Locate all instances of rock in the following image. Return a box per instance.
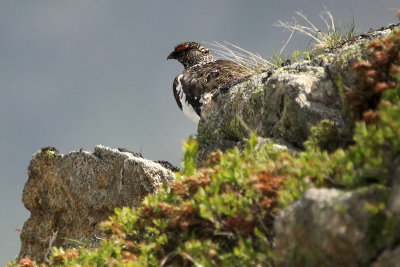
[196,25,399,164]
[370,158,400,267]
[274,185,388,267]
[388,157,400,215]
[371,245,400,267]
[19,146,175,263]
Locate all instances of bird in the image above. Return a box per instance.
[167,41,252,125]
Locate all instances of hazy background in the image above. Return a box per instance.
[1,1,398,263]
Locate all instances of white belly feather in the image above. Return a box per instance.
[176,74,200,125]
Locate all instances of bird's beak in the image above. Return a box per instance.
[167,52,175,60]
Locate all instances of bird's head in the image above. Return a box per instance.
[167,42,214,69]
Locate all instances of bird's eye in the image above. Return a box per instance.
[175,45,189,52]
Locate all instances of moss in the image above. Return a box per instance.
[220,83,264,142]
[366,201,400,255]
[270,68,287,76]
[45,150,55,159]
[363,185,400,254]
[334,203,348,213]
[280,95,290,120]
[287,241,299,262]
[335,73,345,106]
[196,126,214,146]
[247,86,264,116]
[304,119,341,152]
[286,240,320,267]
[225,115,245,140]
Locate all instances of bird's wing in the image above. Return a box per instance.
[173,60,250,116]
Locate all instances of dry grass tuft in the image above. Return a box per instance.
[275,7,356,50]
[206,41,272,72]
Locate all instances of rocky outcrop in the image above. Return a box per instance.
[19,146,175,263]
[198,63,344,150]
[273,157,400,267]
[372,247,400,267]
[371,158,400,267]
[197,24,400,163]
[274,185,388,266]
[274,155,400,267]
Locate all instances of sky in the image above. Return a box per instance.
[1,0,398,263]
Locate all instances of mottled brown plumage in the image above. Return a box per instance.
[167,41,251,124]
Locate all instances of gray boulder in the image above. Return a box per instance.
[19,146,175,263]
[274,185,388,267]
[372,246,400,267]
[371,158,400,267]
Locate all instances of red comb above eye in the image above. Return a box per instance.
[176,45,189,52]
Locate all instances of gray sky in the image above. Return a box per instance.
[1,1,398,263]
